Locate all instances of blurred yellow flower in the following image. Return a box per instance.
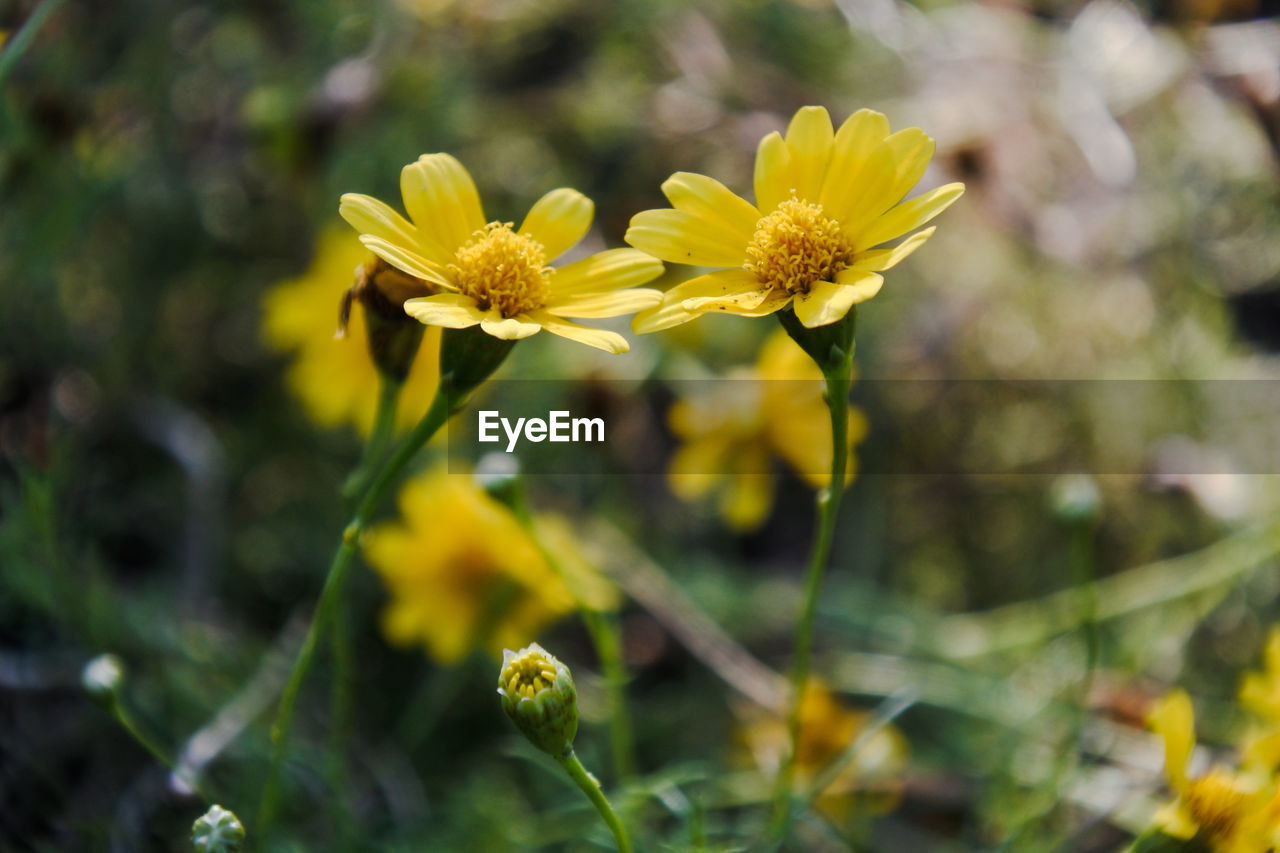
[362,468,616,663]
[262,228,441,436]
[738,680,906,819]
[629,105,963,333]
[667,331,867,530]
[1241,626,1280,722]
[340,153,664,353]
[1147,689,1280,852]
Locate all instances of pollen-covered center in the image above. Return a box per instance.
[745,198,852,295]
[1186,772,1248,841]
[502,651,557,700]
[448,222,552,318]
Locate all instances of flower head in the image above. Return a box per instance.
[192,805,245,853]
[340,154,665,353]
[262,229,441,436]
[362,468,609,663]
[1147,689,1280,851]
[629,106,964,332]
[497,643,578,757]
[668,331,867,530]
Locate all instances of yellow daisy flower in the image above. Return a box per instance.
[1147,689,1280,852]
[738,680,906,820]
[668,331,867,530]
[629,105,964,332]
[361,468,614,663]
[339,153,665,353]
[261,228,441,436]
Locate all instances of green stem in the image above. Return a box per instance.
[342,377,402,504]
[505,481,636,782]
[258,389,453,831]
[767,347,854,845]
[556,748,632,853]
[582,609,636,781]
[0,0,66,85]
[110,697,210,800]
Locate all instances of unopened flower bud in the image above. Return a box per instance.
[192,804,245,853]
[497,643,578,757]
[82,654,124,704]
[342,256,433,382]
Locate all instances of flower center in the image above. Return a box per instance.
[1186,772,1248,841]
[502,650,557,700]
[448,222,552,318]
[745,197,852,295]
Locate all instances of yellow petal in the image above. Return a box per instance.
[825,142,899,238]
[545,288,663,318]
[518,188,594,261]
[1148,689,1195,791]
[526,311,630,353]
[754,130,793,215]
[849,227,935,272]
[819,109,891,213]
[400,153,486,257]
[784,106,835,202]
[793,280,860,328]
[719,472,774,531]
[338,193,436,259]
[480,313,542,340]
[551,248,665,296]
[661,172,761,245]
[681,286,772,312]
[626,208,748,268]
[885,128,935,205]
[853,182,964,250]
[631,269,766,333]
[403,293,486,328]
[358,235,453,288]
[832,269,885,304]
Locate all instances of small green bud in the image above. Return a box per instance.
[191,804,244,853]
[81,654,124,704]
[497,643,578,757]
[341,256,431,382]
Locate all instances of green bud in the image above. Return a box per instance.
[497,643,578,757]
[342,256,432,382]
[191,804,244,853]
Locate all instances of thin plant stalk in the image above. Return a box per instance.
[258,389,452,830]
[556,748,632,853]
[767,342,855,844]
[342,376,402,504]
[505,481,636,782]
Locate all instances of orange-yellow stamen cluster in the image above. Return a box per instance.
[745,198,852,295]
[502,649,557,700]
[449,222,552,318]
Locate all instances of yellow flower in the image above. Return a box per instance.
[1147,689,1280,852]
[262,228,441,436]
[629,106,964,332]
[361,468,613,663]
[1241,626,1280,723]
[738,680,906,819]
[340,153,665,353]
[667,331,867,530]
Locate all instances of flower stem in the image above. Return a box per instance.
[556,748,632,853]
[342,376,402,504]
[258,388,453,832]
[767,342,855,845]
[502,479,636,782]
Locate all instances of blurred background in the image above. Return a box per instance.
[6,0,1280,849]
